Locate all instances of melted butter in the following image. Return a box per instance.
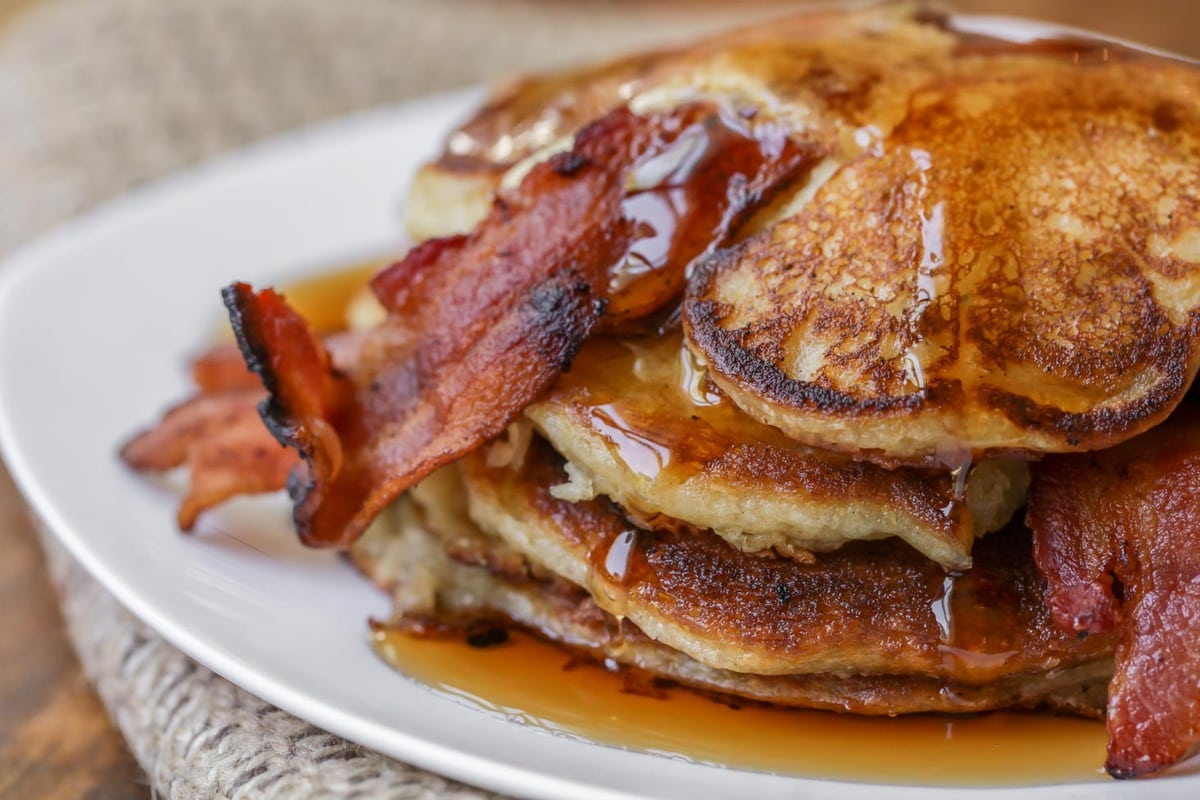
[372,628,1107,786]
[587,404,674,481]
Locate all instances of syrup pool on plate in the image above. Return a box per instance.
[373,628,1107,786]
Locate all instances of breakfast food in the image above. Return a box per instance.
[122,4,1200,780]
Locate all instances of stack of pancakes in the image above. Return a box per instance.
[351,4,1200,722]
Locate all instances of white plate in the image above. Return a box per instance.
[0,18,1197,800]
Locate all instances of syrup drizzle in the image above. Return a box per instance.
[278,40,1147,771]
[586,404,673,480]
[275,260,387,333]
[603,529,639,582]
[593,528,640,622]
[611,126,710,293]
[936,448,974,517]
[678,345,723,407]
[931,573,957,640]
[902,148,946,397]
[604,102,818,321]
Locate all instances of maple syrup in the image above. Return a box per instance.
[278,260,389,333]
[546,330,984,532]
[372,627,1107,786]
[604,103,818,321]
[558,331,808,486]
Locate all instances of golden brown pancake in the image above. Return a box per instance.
[685,50,1200,464]
[412,4,1200,463]
[528,329,1028,570]
[406,2,958,240]
[352,479,1110,717]
[451,436,1115,683]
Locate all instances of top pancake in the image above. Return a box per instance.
[412,4,1200,461]
[685,51,1200,462]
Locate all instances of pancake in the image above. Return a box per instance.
[451,435,1115,682]
[352,480,1111,717]
[410,3,1200,464]
[528,329,1028,569]
[405,3,955,241]
[685,51,1200,464]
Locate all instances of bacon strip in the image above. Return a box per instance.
[1028,405,1200,778]
[228,112,635,547]
[190,342,261,393]
[122,332,366,529]
[226,103,818,548]
[120,388,296,530]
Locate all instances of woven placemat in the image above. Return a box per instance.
[0,1,804,796]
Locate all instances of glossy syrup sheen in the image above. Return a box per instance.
[604,102,816,321]
[543,329,981,546]
[278,260,389,332]
[373,628,1107,786]
[558,330,814,483]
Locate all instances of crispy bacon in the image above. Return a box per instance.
[122,331,366,529]
[120,389,296,530]
[227,113,634,547]
[1028,405,1200,778]
[190,342,261,393]
[226,103,817,548]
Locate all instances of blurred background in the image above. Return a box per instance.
[0,2,1196,798]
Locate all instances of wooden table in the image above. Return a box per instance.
[0,462,148,798]
[0,2,1197,799]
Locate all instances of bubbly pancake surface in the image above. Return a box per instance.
[412,3,1200,462]
[685,50,1200,463]
[528,329,1028,569]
